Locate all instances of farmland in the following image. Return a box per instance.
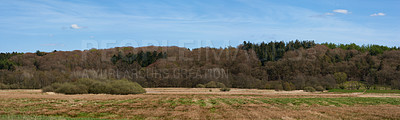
[1,88,400,120]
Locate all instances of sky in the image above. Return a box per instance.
[0,0,399,52]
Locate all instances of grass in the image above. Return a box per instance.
[2,89,400,119]
[254,97,400,106]
[328,89,364,93]
[365,89,400,93]
[0,114,111,120]
[328,89,400,93]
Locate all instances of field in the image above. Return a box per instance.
[1,88,400,120]
[329,89,400,94]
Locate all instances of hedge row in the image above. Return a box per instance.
[42,78,146,95]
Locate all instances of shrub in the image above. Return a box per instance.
[274,84,283,91]
[334,72,347,84]
[205,81,218,88]
[265,83,272,89]
[265,81,281,90]
[54,83,88,94]
[339,85,345,89]
[110,80,146,95]
[75,78,97,87]
[42,83,62,92]
[88,81,113,94]
[0,83,8,89]
[283,82,295,91]
[220,87,231,92]
[304,86,316,92]
[315,86,325,91]
[340,81,365,90]
[205,81,226,88]
[216,82,226,88]
[8,84,20,89]
[42,79,146,95]
[196,84,205,88]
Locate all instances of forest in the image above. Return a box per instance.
[0,40,399,91]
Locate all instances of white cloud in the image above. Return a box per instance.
[333,9,349,14]
[70,24,82,29]
[370,13,385,16]
[325,13,334,16]
[309,13,334,18]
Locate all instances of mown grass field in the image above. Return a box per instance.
[0,114,108,120]
[1,88,400,120]
[328,89,400,94]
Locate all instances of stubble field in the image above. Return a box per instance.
[1,88,400,120]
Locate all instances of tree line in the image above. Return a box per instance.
[0,52,22,70]
[240,40,316,65]
[321,42,399,56]
[111,51,167,67]
[0,41,399,91]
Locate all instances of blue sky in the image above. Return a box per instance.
[0,0,399,52]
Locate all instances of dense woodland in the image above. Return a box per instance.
[1,40,399,91]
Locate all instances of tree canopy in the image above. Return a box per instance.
[0,41,399,91]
